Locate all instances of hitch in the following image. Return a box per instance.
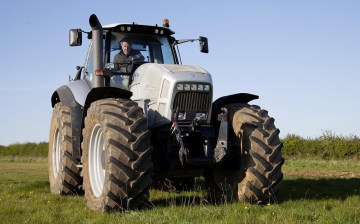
[170,121,215,166]
[214,107,229,162]
[170,121,189,165]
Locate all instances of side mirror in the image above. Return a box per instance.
[69,29,82,46]
[199,36,209,53]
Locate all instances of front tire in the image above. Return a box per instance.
[48,103,83,195]
[206,105,284,204]
[82,98,153,212]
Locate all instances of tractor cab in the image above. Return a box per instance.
[69,20,208,89]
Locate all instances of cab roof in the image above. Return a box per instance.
[103,23,175,36]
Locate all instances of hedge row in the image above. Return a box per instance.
[1,132,359,159]
[282,132,360,159]
[0,142,48,157]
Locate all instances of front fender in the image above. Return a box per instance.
[82,87,132,113]
[211,93,259,125]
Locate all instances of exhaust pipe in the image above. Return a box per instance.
[89,14,104,88]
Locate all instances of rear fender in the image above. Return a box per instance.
[51,79,90,108]
[51,85,132,159]
[51,82,89,159]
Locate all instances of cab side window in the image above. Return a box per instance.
[84,42,94,84]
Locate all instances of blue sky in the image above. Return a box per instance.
[0,1,359,145]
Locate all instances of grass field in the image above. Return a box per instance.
[1,157,360,223]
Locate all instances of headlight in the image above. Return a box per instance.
[176,83,211,91]
[191,84,197,91]
[204,84,210,91]
[178,112,186,120]
[176,83,184,90]
[196,113,207,120]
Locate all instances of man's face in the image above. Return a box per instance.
[121,42,131,55]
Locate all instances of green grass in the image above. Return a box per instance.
[284,158,360,173]
[1,159,360,223]
[1,135,359,223]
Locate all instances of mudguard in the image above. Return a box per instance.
[51,80,132,159]
[210,93,258,125]
[51,79,90,108]
[51,80,90,159]
[209,93,259,163]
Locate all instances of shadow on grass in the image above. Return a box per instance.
[278,177,360,202]
[150,195,205,208]
[17,176,360,207]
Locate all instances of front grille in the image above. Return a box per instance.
[173,92,211,111]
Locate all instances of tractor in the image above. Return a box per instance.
[48,14,284,212]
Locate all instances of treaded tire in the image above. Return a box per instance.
[48,103,83,195]
[206,105,284,204]
[82,98,153,212]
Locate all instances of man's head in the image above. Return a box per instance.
[120,39,132,56]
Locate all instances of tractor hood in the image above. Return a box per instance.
[130,63,212,100]
[130,63,213,128]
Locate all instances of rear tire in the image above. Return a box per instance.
[82,98,153,212]
[48,103,83,195]
[206,105,284,204]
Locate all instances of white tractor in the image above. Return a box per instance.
[48,14,284,212]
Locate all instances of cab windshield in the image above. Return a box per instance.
[104,32,175,89]
[109,32,175,66]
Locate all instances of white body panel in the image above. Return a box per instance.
[130,63,213,128]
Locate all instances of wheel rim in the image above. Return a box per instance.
[52,126,61,177]
[89,124,105,197]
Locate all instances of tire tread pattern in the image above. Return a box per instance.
[235,105,284,204]
[205,104,284,205]
[82,98,152,212]
[48,103,83,195]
